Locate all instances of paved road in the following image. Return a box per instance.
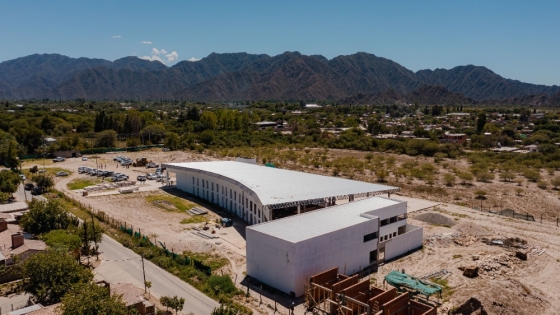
[94,234,219,315]
[14,183,45,202]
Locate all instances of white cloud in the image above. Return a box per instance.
[140,47,178,64]
[166,51,179,62]
[140,40,152,44]
[112,35,122,39]
[188,57,201,62]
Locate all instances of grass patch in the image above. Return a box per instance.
[452,254,462,259]
[430,277,454,300]
[67,178,102,190]
[181,215,209,224]
[23,167,73,179]
[145,194,195,213]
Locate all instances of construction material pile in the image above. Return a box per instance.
[84,181,136,192]
[118,186,139,194]
[384,270,442,298]
[425,232,476,247]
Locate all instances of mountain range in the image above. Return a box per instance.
[1,51,559,104]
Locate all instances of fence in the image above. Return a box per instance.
[62,193,212,276]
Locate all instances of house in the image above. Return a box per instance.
[305,104,322,109]
[0,220,46,267]
[442,133,467,144]
[108,283,155,315]
[524,144,538,153]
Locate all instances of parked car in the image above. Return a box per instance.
[146,162,159,168]
[162,148,170,152]
[137,175,147,181]
[82,156,88,161]
[31,187,42,195]
[19,174,26,181]
[53,157,65,162]
[38,169,47,173]
[146,173,157,180]
[24,183,34,190]
[56,171,69,177]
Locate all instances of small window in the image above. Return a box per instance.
[393,232,397,238]
[363,232,377,243]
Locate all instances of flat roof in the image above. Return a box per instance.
[248,197,404,243]
[164,161,398,207]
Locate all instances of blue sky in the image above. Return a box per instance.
[1,0,559,85]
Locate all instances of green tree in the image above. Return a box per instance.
[61,283,131,315]
[211,305,240,315]
[35,173,54,192]
[20,200,71,234]
[551,176,560,189]
[476,112,487,134]
[23,249,93,304]
[0,170,20,195]
[499,170,515,182]
[457,171,473,185]
[164,132,180,150]
[95,130,118,148]
[523,169,540,182]
[200,111,218,130]
[443,173,455,186]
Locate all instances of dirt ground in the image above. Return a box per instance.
[21,149,560,315]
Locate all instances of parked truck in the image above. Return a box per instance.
[133,157,149,167]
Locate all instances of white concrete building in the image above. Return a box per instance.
[163,161,399,225]
[246,197,422,297]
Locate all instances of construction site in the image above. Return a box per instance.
[304,267,438,315]
[29,149,560,315]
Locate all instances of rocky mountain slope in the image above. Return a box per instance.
[0,52,558,103]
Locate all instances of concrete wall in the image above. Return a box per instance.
[384,225,423,261]
[246,228,296,295]
[247,217,380,297]
[168,167,268,225]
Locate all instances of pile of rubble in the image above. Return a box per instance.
[424,232,477,247]
[461,251,527,278]
[452,233,478,246]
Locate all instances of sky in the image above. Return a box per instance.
[1,0,559,85]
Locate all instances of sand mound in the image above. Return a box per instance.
[452,222,490,235]
[413,212,457,226]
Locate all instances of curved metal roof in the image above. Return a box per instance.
[164,161,398,208]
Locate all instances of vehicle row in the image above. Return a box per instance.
[78,166,129,182]
[113,155,133,165]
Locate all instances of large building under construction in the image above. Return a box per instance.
[164,161,423,296]
[163,161,400,225]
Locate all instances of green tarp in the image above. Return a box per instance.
[384,271,442,297]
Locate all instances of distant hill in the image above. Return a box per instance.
[0,52,559,103]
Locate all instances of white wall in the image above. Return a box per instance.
[247,218,379,297]
[246,228,296,294]
[384,225,423,261]
[166,167,269,225]
[292,218,379,296]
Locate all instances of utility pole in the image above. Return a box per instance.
[142,254,147,293]
[90,213,98,260]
